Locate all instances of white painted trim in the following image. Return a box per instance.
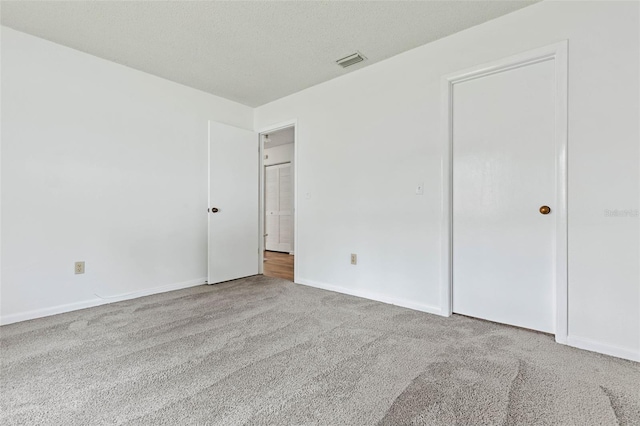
[258,129,265,275]
[297,277,442,316]
[257,119,298,282]
[552,42,569,345]
[207,121,212,282]
[0,277,206,325]
[440,41,569,343]
[567,336,640,363]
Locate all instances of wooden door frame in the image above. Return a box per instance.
[257,120,298,282]
[440,41,568,343]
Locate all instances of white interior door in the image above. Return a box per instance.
[265,165,280,251]
[452,59,556,333]
[265,163,293,253]
[208,121,259,284]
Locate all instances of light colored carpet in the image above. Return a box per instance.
[1,275,639,425]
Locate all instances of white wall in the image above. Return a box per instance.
[2,1,638,361]
[264,143,294,166]
[1,27,253,324]
[254,1,639,361]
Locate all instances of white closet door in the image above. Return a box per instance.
[265,166,280,251]
[265,163,293,253]
[278,165,293,252]
[452,59,556,333]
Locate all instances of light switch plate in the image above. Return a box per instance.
[415,183,424,195]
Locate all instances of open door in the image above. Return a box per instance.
[208,121,259,284]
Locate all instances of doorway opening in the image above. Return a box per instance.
[259,124,296,282]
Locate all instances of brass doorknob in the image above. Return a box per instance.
[539,206,551,215]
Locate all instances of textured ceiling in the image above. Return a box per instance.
[1,1,539,107]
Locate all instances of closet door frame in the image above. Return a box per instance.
[439,42,568,343]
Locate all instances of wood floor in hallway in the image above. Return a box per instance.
[263,251,294,281]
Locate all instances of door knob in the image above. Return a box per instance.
[210,207,219,213]
[539,206,551,215]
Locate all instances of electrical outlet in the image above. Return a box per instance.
[75,261,85,274]
[350,253,357,265]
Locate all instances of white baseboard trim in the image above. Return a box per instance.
[567,335,639,362]
[296,277,442,316]
[0,277,207,326]
[296,278,639,363]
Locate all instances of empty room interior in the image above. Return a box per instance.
[1,1,639,425]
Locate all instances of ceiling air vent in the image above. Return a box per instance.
[336,52,366,68]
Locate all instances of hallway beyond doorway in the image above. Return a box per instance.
[263,251,294,281]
